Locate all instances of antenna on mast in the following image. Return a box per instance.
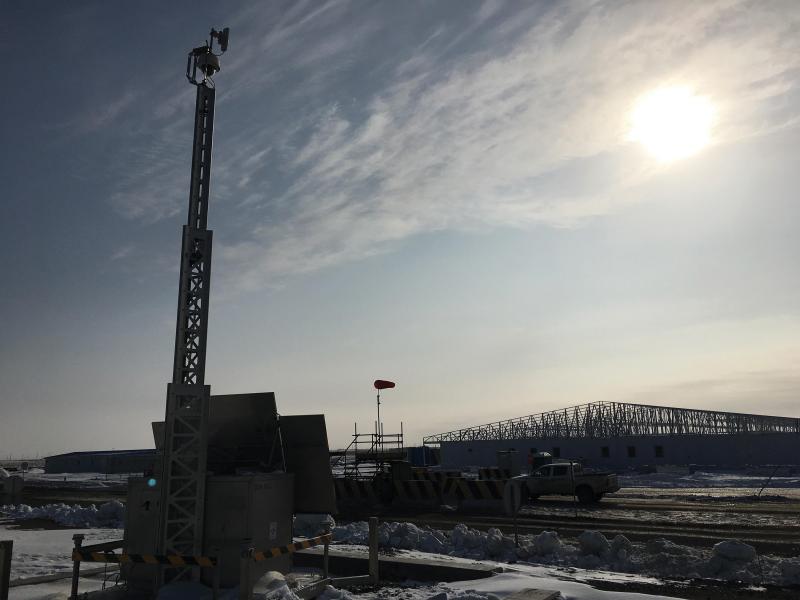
[186,27,230,85]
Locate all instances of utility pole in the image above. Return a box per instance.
[157,28,229,577]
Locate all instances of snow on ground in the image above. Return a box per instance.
[149,567,685,600]
[0,524,121,581]
[446,568,682,600]
[0,501,124,581]
[329,520,800,587]
[1,501,125,529]
[615,486,800,501]
[19,469,129,489]
[3,521,794,599]
[617,470,800,490]
[144,563,687,600]
[518,503,800,528]
[10,578,108,600]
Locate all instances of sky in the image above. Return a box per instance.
[1,0,799,457]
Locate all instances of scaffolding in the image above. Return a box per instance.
[331,424,405,479]
[423,401,800,444]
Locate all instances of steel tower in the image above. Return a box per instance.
[158,28,229,565]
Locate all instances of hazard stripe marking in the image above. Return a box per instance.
[334,478,378,501]
[393,480,438,502]
[72,551,218,566]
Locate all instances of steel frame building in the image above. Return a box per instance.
[423,401,800,445]
[425,402,800,470]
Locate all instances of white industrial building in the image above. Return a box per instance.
[423,402,800,471]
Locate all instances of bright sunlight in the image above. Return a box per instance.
[630,86,715,162]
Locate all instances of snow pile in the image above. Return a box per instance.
[332,521,369,544]
[705,540,760,582]
[156,572,301,600]
[256,571,301,600]
[713,539,757,562]
[318,584,503,600]
[334,521,564,562]
[294,513,336,538]
[156,582,217,600]
[577,530,610,556]
[332,521,451,554]
[333,520,800,587]
[0,501,125,528]
[530,531,562,556]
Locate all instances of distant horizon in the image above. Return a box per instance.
[4,398,798,461]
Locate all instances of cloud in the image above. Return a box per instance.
[628,368,800,417]
[105,1,800,290]
[107,118,190,223]
[110,244,135,261]
[72,90,141,134]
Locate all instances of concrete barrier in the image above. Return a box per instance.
[410,468,461,484]
[442,477,506,508]
[334,478,379,505]
[391,480,440,508]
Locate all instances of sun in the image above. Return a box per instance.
[629,86,715,162]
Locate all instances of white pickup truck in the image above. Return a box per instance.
[513,461,620,504]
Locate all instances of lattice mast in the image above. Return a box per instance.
[158,28,229,561]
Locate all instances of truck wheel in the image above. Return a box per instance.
[576,486,595,504]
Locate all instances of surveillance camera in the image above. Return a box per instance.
[197,53,220,77]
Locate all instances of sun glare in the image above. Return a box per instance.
[629,86,714,162]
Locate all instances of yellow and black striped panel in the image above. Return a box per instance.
[251,533,332,562]
[392,479,439,503]
[410,469,461,484]
[441,477,463,497]
[478,467,511,480]
[334,478,377,502]
[71,551,216,568]
[410,468,430,481]
[442,478,506,501]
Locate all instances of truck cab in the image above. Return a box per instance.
[516,461,619,503]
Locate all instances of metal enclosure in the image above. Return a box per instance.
[203,473,294,586]
[125,473,294,589]
[153,392,281,474]
[208,393,277,447]
[207,393,280,473]
[280,415,336,514]
[123,478,162,592]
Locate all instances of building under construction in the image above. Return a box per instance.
[423,402,800,470]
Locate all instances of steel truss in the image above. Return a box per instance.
[159,82,215,561]
[423,401,800,444]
